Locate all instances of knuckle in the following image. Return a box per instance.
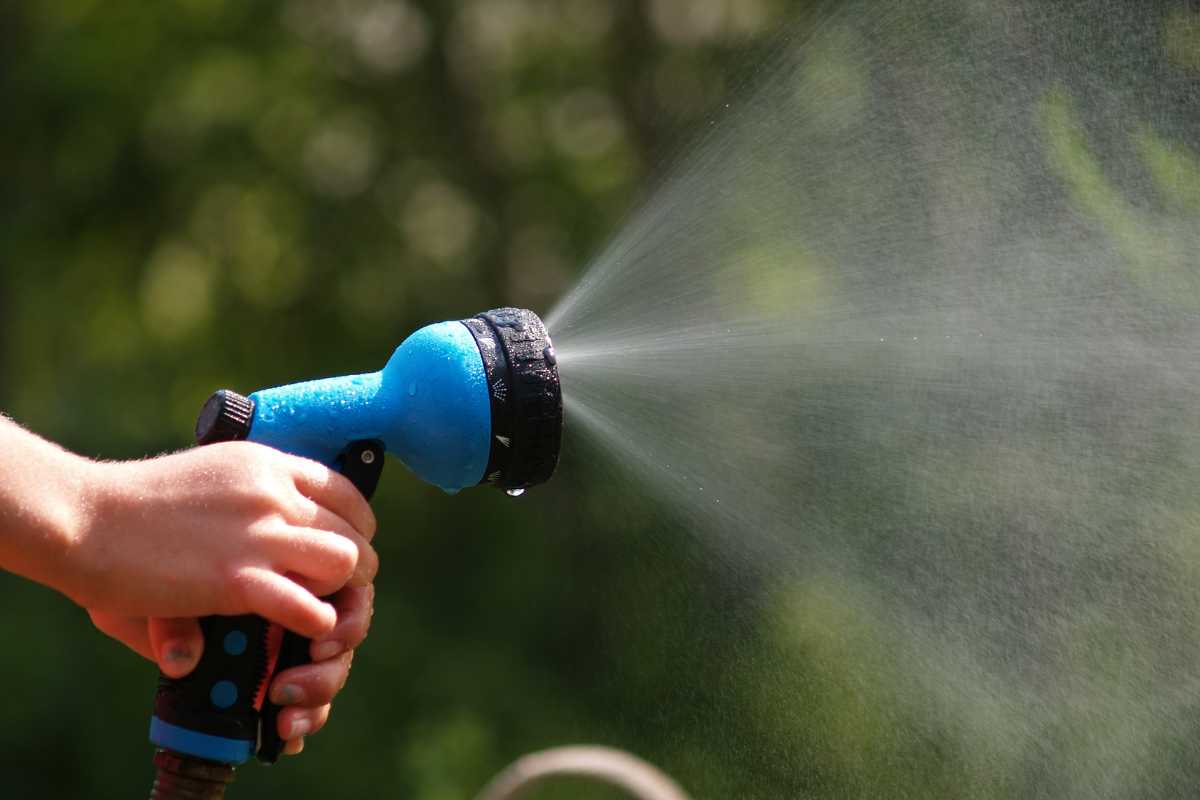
[295,455,332,485]
[253,475,290,506]
[345,612,371,645]
[320,663,349,697]
[226,566,264,609]
[360,507,378,539]
[325,536,359,580]
[231,475,286,516]
[247,514,288,550]
[221,443,273,478]
[226,566,253,597]
[359,544,379,577]
[286,493,320,526]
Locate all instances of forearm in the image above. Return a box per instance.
[0,415,95,597]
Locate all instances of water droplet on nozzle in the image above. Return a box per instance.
[506,488,526,497]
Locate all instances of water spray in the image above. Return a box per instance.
[147,307,563,797]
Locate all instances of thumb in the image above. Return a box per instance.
[148,617,205,679]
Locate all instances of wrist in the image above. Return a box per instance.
[57,457,128,608]
[39,452,108,605]
[0,428,98,602]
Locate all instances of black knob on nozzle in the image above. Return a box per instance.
[195,390,255,445]
[461,307,564,491]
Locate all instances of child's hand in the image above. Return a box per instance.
[0,418,380,756]
[65,441,378,638]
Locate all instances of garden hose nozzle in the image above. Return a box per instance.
[148,308,563,795]
[198,306,563,492]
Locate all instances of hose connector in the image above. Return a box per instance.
[149,750,235,800]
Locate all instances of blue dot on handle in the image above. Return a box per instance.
[223,630,248,656]
[211,680,238,709]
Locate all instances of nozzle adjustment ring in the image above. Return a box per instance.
[463,307,563,490]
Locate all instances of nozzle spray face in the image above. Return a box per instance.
[462,307,564,491]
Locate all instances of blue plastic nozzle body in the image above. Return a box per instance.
[247,320,491,492]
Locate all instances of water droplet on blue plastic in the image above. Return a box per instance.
[506,488,526,497]
[408,382,418,397]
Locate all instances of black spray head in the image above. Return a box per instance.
[462,307,564,491]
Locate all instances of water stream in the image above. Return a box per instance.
[547,1,1200,795]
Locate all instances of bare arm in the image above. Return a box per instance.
[0,415,94,596]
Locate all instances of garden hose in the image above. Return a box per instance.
[476,746,692,800]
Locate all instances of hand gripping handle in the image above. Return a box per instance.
[256,439,384,762]
[150,438,384,766]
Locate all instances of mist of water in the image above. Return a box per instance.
[547,1,1200,795]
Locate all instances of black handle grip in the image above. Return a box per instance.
[257,439,384,762]
[152,614,271,762]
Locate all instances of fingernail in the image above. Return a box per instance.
[289,718,312,739]
[272,684,304,705]
[164,641,193,663]
[285,737,305,756]
[312,640,342,661]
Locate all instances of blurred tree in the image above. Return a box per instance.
[3,1,1196,799]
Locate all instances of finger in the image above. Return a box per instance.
[278,506,378,589]
[268,524,368,595]
[311,584,374,660]
[148,617,204,679]
[88,611,155,661]
[276,702,332,742]
[269,650,354,708]
[307,506,377,585]
[289,458,377,541]
[238,568,337,639]
[283,737,305,756]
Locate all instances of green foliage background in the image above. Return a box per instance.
[0,2,809,798]
[4,2,1199,799]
